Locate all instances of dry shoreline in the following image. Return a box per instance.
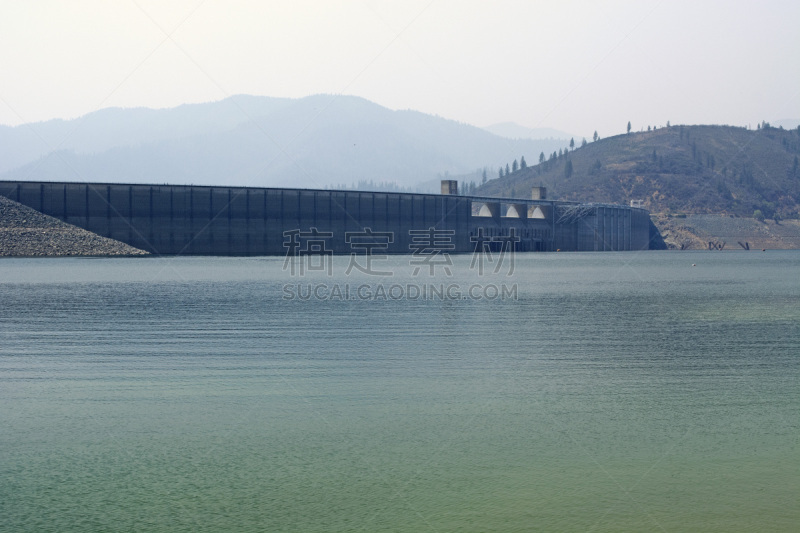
[652,213,800,250]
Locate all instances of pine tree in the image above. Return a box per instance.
[520,156,527,169]
[512,159,519,172]
[564,159,573,179]
[505,163,510,175]
[569,138,575,151]
[627,121,632,134]
[581,138,587,147]
[539,152,545,164]
[593,131,599,142]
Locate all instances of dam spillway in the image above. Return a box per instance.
[0,181,651,255]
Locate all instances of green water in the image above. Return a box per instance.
[1,252,798,532]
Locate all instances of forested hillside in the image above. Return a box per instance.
[477,124,800,221]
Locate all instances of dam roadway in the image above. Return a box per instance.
[0,180,651,256]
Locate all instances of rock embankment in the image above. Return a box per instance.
[0,195,148,257]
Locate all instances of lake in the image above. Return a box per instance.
[1,251,798,532]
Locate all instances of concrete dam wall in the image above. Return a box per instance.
[0,181,651,255]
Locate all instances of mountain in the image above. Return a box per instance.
[483,122,577,141]
[0,95,296,175]
[0,95,571,191]
[476,124,800,220]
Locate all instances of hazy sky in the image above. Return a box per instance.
[1,0,798,137]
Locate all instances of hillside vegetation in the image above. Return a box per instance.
[477,124,800,221]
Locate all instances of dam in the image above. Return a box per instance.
[0,180,651,255]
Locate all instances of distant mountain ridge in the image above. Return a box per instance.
[483,122,578,141]
[0,95,571,191]
[0,96,296,174]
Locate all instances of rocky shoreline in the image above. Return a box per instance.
[651,213,800,250]
[0,195,148,257]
